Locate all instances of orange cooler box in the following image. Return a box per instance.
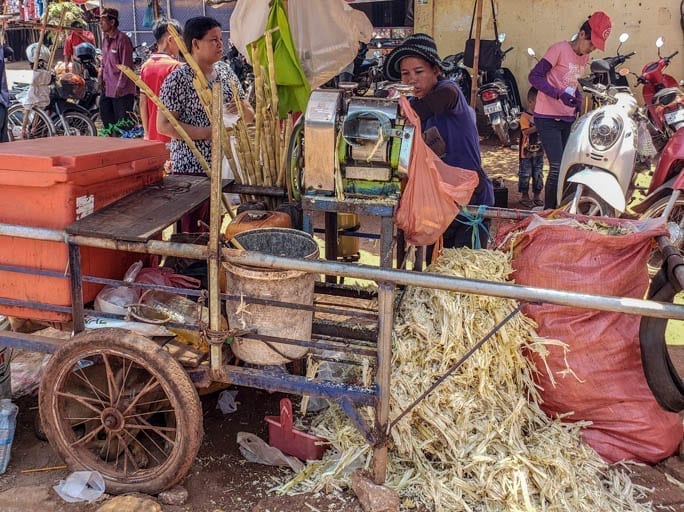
[0,137,168,321]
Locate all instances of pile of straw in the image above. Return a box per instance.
[276,248,652,511]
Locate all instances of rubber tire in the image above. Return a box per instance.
[57,110,98,136]
[39,328,203,494]
[640,196,684,277]
[560,186,617,217]
[492,120,511,147]
[639,269,684,412]
[7,103,55,139]
[286,116,305,201]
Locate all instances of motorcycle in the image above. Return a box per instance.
[631,37,683,274]
[332,43,384,96]
[556,57,654,216]
[637,36,680,133]
[476,34,521,146]
[555,34,648,215]
[8,43,97,139]
[584,33,635,111]
[73,42,101,123]
[224,43,255,106]
[442,52,471,103]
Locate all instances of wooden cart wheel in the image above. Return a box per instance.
[38,328,203,494]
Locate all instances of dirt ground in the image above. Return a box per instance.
[0,138,682,511]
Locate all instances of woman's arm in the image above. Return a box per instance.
[225,97,255,124]
[140,94,149,138]
[156,109,212,140]
[410,83,459,123]
[528,58,561,100]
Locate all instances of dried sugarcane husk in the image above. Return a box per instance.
[275,248,655,512]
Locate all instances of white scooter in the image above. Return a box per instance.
[556,34,654,216]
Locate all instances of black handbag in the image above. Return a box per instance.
[463,0,504,71]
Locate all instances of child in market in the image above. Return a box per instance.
[518,87,544,207]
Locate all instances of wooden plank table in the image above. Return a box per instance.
[66,175,228,242]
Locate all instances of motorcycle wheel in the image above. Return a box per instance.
[561,185,617,217]
[56,111,98,136]
[475,109,494,139]
[640,196,684,277]
[492,121,511,146]
[7,103,55,139]
[639,267,684,412]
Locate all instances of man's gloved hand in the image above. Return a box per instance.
[559,92,579,108]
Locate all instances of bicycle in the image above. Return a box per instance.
[8,72,98,140]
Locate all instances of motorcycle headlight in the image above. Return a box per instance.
[589,112,622,151]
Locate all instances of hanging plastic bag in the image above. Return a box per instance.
[229,0,271,59]
[135,266,201,289]
[288,0,373,89]
[21,69,51,109]
[394,96,479,247]
[252,0,310,118]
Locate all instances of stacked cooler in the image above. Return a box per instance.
[0,136,168,321]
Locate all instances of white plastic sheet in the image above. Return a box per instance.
[54,471,105,503]
[229,0,373,89]
[20,70,51,109]
[228,0,270,59]
[288,0,373,89]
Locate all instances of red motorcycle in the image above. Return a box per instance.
[632,37,683,275]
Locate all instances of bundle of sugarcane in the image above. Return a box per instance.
[228,32,292,208]
[275,248,653,511]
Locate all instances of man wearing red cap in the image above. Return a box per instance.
[528,11,612,209]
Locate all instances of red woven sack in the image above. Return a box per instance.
[394,97,479,247]
[498,212,682,464]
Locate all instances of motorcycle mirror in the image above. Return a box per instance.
[527,47,536,58]
[615,32,629,55]
[656,36,664,58]
[570,33,578,42]
[498,32,506,43]
[126,32,132,38]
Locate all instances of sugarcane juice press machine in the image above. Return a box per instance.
[298,84,416,270]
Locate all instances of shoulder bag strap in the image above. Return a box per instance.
[490,0,499,40]
[468,0,478,38]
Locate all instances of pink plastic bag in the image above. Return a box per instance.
[394,97,479,247]
[135,267,201,289]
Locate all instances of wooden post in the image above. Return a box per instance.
[469,0,483,108]
[372,281,395,484]
[209,83,225,372]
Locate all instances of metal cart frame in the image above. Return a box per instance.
[0,87,682,495]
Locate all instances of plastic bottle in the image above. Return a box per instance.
[0,399,18,474]
[141,291,227,352]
